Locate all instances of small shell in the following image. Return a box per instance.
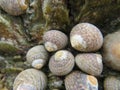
[65,71,98,90]
[103,31,120,71]
[0,0,29,16]
[70,23,103,52]
[13,69,47,90]
[43,30,68,52]
[49,50,75,76]
[26,45,49,69]
[104,76,120,90]
[75,53,103,76]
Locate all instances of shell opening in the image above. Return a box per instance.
[45,42,58,52]
[55,51,67,61]
[71,35,87,50]
[87,75,98,87]
[17,83,36,90]
[32,59,45,69]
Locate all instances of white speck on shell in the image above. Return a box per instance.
[96,56,102,64]
[45,42,58,52]
[32,59,45,69]
[55,50,67,61]
[71,35,87,49]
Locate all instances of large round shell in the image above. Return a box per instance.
[75,53,103,76]
[43,30,68,52]
[49,50,75,76]
[103,31,120,71]
[70,23,103,52]
[0,0,29,16]
[65,71,98,90]
[26,45,49,69]
[13,69,47,90]
[104,76,120,90]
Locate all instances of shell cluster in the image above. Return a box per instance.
[0,1,119,90]
[12,22,105,90]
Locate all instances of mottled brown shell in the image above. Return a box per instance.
[13,69,47,90]
[0,0,29,16]
[104,76,120,90]
[49,50,75,76]
[43,30,68,52]
[75,53,103,76]
[26,45,49,69]
[65,71,98,90]
[103,31,120,71]
[70,23,103,52]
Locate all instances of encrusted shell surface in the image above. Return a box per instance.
[104,76,120,90]
[26,45,49,69]
[65,71,98,90]
[49,50,75,76]
[0,0,29,16]
[43,30,68,52]
[13,69,47,90]
[70,23,103,52]
[75,53,103,76]
[103,31,120,71]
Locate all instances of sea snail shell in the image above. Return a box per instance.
[43,30,68,52]
[13,69,47,90]
[70,23,103,52]
[75,53,103,76]
[65,71,98,90]
[103,31,120,71]
[26,45,49,69]
[49,50,75,76]
[104,76,120,90]
[0,0,29,16]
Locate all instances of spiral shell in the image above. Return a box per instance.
[75,53,103,76]
[70,23,103,52]
[13,69,47,90]
[104,76,120,90]
[65,71,98,90]
[103,31,120,71]
[49,50,75,76]
[26,45,49,69]
[0,0,29,16]
[43,30,68,52]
